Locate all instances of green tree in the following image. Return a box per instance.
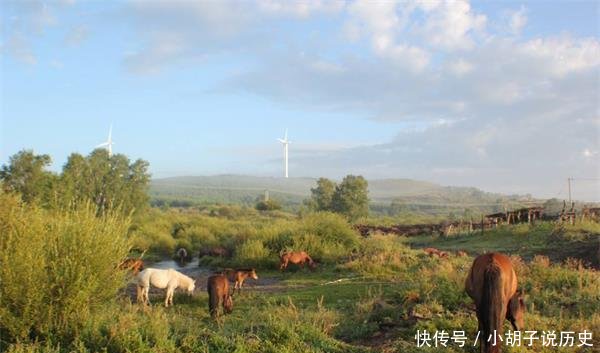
[61,149,151,215]
[0,150,56,204]
[331,175,369,220]
[308,177,336,211]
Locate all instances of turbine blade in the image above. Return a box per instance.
[284,129,288,140]
[277,139,285,143]
[108,124,112,141]
[96,142,108,148]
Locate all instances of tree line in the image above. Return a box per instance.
[305,175,369,220]
[0,149,150,216]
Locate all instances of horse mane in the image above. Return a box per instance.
[174,270,194,286]
[236,268,255,272]
[481,264,503,353]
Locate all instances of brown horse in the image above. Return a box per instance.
[118,258,145,275]
[279,251,316,271]
[424,247,441,256]
[207,274,233,319]
[223,268,258,295]
[424,247,448,258]
[465,253,525,353]
[457,250,468,257]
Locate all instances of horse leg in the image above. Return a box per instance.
[165,287,172,307]
[143,286,150,306]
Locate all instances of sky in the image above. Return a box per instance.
[1,0,599,201]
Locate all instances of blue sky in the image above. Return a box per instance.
[1,0,599,200]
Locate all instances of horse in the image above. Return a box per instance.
[279,251,316,271]
[465,253,525,353]
[207,274,233,319]
[118,258,145,275]
[424,248,448,258]
[136,268,195,307]
[223,268,258,295]
[424,247,441,256]
[118,250,146,275]
[175,247,189,263]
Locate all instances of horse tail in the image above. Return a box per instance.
[481,265,503,353]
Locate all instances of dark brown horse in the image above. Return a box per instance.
[223,268,258,295]
[465,253,525,353]
[279,251,316,271]
[207,274,233,319]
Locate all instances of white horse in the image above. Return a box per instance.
[136,268,195,307]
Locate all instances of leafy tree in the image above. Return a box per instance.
[331,175,369,220]
[60,149,151,215]
[0,150,56,204]
[308,177,336,211]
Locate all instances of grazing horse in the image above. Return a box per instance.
[223,268,259,295]
[136,268,195,307]
[457,250,468,257]
[207,274,233,319]
[424,247,448,258]
[424,247,441,256]
[465,253,525,353]
[118,258,145,275]
[176,247,189,263]
[279,251,316,271]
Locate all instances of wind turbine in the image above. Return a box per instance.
[277,129,290,178]
[96,124,114,157]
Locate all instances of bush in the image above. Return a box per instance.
[234,239,273,267]
[0,193,131,343]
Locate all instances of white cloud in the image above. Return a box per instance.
[508,6,527,35]
[415,0,487,50]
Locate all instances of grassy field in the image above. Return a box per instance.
[406,221,600,268]
[2,198,599,353]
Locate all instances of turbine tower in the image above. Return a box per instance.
[96,124,114,157]
[277,129,290,178]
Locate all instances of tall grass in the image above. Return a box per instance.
[0,192,131,345]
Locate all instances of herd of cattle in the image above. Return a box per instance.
[356,204,600,238]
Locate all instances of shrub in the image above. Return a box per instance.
[0,193,131,343]
[234,239,273,267]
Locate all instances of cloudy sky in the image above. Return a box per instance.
[1,0,599,200]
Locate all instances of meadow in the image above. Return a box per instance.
[1,194,599,353]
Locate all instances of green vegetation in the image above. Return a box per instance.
[0,192,131,344]
[308,175,370,220]
[407,221,600,268]
[3,212,598,352]
[150,175,530,216]
[0,149,150,216]
[2,150,598,353]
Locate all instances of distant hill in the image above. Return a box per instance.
[150,175,531,215]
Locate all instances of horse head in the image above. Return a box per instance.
[187,281,196,294]
[507,288,525,331]
[249,268,258,280]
